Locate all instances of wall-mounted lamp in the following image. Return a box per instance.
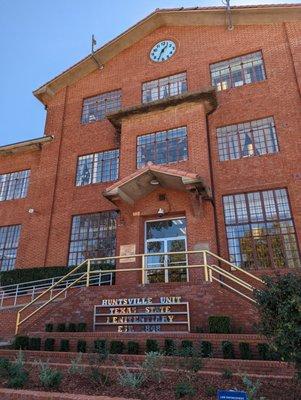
[157,208,165,218]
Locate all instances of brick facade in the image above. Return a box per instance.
[0,6,301,334]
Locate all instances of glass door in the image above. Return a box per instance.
[145,218,188,283]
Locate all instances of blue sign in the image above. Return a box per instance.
[218,390,248,400]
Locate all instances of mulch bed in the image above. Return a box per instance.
[1,364,301,400]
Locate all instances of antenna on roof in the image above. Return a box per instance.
[91,34,104,69]
[222,0,234,30]
[92,34,97,53]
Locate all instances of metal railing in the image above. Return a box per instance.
[15,250,264,334]
[0,271,113,309]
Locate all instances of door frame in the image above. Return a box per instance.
[144,217,188,283]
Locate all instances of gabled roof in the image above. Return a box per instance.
[103,163,210,205]
[33,4,301,105]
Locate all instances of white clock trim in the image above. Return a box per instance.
[150,40,177,63]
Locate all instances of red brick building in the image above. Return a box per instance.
[0,4,301,335]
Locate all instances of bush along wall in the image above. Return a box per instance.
[0,263,113,286]
[208,316,231,333]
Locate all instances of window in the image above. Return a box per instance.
[210,51,266,91]
[137,127,188,168]
[142,72,187,103]
[217,117,279,161]
[68,211,118,266]
[0,170,30,201]
[81,90,121,124]
[76,150,119,186]
[0,225,21,271]
[223,189,300,270]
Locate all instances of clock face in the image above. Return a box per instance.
[150,40,176,62]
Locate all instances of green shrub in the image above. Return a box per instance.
[164,339,176,355]
[77,340,86,353]
[89,367,110,386]
[142,352,164,383]
[118,369,145,389]
[222,368,233,379]
[181,340,193,350]
[0,358,11,378]
[68,323,77,332]
[60,339,69,352]
[146,339,159,352]
[45,323,53,332]
[77,322,87,332]
[110,340,124,354]
[57,323,66,332]
[29,337,41,351]
[205,385,216,397]
[201,341,213,358]
[175,381,196,398]
[0,266,69,286]
[208,316,231,333]
[44,338,55,351]
[178,347,202,372]
[7,350,28,389]
[241,374,263,400]
[8,371,28,389]
[94,339,107,353]
[257,343,269,360]
[0,264,113,286]
[68,353,84,375]
[37,361,63,389]
[239,342,252,360]
[127,341,139,355]
[14,336,29,350]
[222,341,235,359]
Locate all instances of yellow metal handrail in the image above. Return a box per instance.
[15,250,263,334]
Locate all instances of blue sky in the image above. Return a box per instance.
[0,0,298,145]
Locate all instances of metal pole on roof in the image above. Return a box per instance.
[223,0,234,30]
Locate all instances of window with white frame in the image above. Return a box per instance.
[0,225,21,271]
[81,90,121,124]
[137,127,188,168]
[76,150,119,186]
[0,170,30,201]
[210,51,266,91]
[217,117,279,161]
[142,72,187,103]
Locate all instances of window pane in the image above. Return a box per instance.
[68,211,118,266]
[223,189,300,270]
[142,72,187,104]
[0,225,21,271]
[137,127,188,168]
[210,51,266,91]
[217,117,278,161]
[0,170,30,201]
[81,90,121,124]
[76,150,119,186]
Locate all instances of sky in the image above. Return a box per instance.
[0,0,299,145]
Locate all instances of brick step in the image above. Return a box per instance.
[0,350,295,379]
[24,332,267,358]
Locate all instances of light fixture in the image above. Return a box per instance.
[157,208,165,217]
[150,179,159,185]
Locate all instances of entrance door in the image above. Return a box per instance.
[145,218,188,283]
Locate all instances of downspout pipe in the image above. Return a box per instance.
[205,110,221,258]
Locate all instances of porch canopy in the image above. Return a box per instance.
[103,163,211,205]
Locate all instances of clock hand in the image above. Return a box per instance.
[158,44,168,60]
